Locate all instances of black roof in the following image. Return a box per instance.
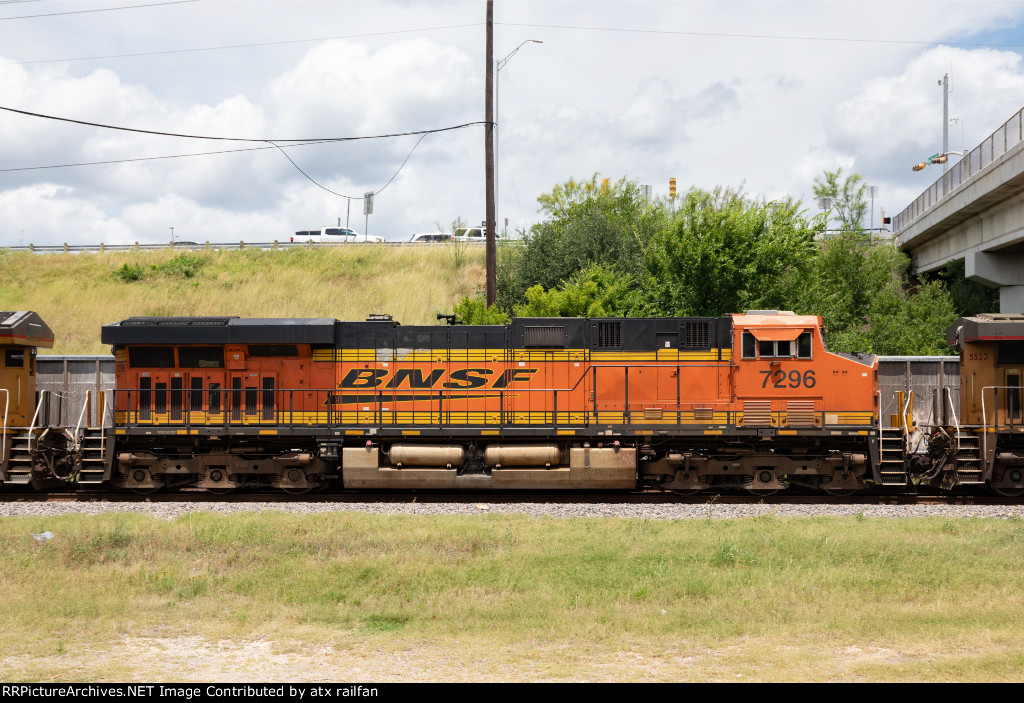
[947,314,1024,348]
[102,317,336,345]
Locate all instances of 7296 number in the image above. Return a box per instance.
[760,369,816,389]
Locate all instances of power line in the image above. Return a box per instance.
[0,0,199,21]
[0,103,487,143]
[0,117,470,202]
[0,140,333,172]
[498,21,1024,48]
[1,23,483,67]
[268,131,429,200]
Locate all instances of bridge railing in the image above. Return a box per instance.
[894,107,1024,233]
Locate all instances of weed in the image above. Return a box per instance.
[113,263,145,283]
[151,253,206,278]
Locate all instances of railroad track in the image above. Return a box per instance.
[0,489,1015,506]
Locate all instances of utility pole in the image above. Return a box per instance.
[941,73,949,174]
[485,0,496,306]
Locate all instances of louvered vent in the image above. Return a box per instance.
[683,321,710,349]
[248,345,299,357]
[742,401,772,426]
[129,347,175,368]
[121,317,235,326]
[597,322,621,348]
[179,347,225,368]
[524,325,566,348]
[786,400,816,427]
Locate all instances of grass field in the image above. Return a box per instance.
[2,510,1023,682]
[0,245,486,354]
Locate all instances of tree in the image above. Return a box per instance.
[497,174,666,310]
[642,187,818,316]
[451,296,510,324]
[813,168,868,231]
[786,231,958,354]
[513,264,638,318]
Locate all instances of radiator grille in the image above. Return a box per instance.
[682,321,710,349]
[524,325,566,348]
[742,401,772,426]
[786,400,816,427]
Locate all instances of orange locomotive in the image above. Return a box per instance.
[94,310,878,494]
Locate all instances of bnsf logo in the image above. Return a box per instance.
[340,367,538,390]
[331,367,539,405]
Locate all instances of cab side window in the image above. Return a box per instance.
[742,332,756,359]
[797,332,812,358]
[758,340,793,358]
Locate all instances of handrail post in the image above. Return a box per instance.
[27,390,48,453]
[0,389,8,465]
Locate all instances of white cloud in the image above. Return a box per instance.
[0,1,1022,247]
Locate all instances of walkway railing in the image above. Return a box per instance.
[894,107,1024,233]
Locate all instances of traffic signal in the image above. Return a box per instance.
[931,154,948,164]
[669,177,677,197]
[912,162,928,171]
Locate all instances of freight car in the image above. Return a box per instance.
[0,309,1021,496]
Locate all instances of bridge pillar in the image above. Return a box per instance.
[965,251,1024,313]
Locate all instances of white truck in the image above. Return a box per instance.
[453,227,487,243]
[292,227,384,244]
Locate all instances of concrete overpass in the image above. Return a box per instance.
[894,107,1024,312]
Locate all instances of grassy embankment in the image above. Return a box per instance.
[2,510,1024,682]
[0,244,485,354]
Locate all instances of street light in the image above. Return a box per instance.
[496,39,542,236]
[912,151,964,171]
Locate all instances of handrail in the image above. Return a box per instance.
[27,390,49,452]
[72,390,91,451]
[0,389,7,464]
[946,387,961,455]
[901,390,914,452]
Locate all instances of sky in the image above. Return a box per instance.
[0,0,1023,246]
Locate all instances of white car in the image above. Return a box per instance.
[292,227,384,244]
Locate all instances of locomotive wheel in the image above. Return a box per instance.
[746,487,779,497]
[125,485,160,495]
[205,486,237,495]
[992,486,1024,498]
[280,485,315,495]
[668,487,702,496]
[823,486,861,497]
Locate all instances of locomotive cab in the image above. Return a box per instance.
[731,311,876,430]
[0,311,54,485]
[0,311,53,428]
[948,314,1024,495]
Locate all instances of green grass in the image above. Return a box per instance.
[2,511,1024,681]
[0,245,486,354]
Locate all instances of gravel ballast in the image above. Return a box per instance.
[2,500,1023,520]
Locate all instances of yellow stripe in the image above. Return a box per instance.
[345,430,364,435]
[259,430,278,435]
[402,430,421,436]
[704,430,723,435]
[556,430,576,435]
